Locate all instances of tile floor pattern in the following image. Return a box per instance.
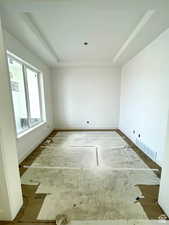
[21,131,160,222]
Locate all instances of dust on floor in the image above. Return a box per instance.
[17,130,165,224]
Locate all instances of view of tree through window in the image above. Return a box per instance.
[7,54,43,135]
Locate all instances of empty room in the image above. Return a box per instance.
[0,0,169,225]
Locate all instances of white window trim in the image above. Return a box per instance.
[17,121,47,139]
[7,51,46,138]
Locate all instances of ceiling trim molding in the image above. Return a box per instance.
[113,10,155,63]
[22,12,59,64]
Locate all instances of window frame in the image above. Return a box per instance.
[7,51,45,137]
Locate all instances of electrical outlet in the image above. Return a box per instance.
[133,130,135,134]
[86,121,90,124]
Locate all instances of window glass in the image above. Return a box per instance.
[8,57,28,134]
[7,53,44,136]
[26,68,41,126]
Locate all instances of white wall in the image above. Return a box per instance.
[0,19,23,220]
[52,66,121,129]
[119,28,169,165]
[159,113,169,216]
[3,29,54,162]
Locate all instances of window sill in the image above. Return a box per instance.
[16,121,47,139]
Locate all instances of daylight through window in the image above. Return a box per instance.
[7,53,44,136]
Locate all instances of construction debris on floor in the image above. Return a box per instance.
[18,131,165,224]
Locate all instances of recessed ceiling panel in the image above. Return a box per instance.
[31,7,145,63]
[1,0,169,66]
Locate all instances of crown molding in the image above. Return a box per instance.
[113,10,155,63]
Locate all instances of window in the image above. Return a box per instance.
[7,53,44,136]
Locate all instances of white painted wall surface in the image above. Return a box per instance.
[3,29,54,162]
[119,28,169,165]
[52,66,121,129]
[0,19,23,220]
[159,113,169,216]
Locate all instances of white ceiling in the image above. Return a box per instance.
[0,0,169,67]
